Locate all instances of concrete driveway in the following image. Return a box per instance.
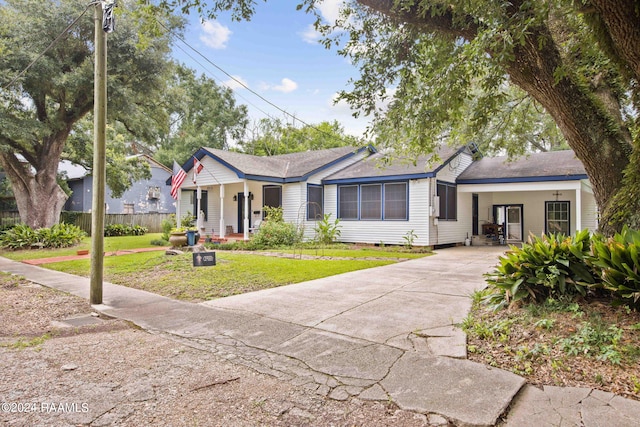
[3,245,639,426]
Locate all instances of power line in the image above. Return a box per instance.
[2,1,99,90]
[156,18,361,146]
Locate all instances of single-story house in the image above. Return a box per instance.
[171,145,596,247]
[63,155,176,214]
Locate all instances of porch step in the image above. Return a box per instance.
[472,235,502,246]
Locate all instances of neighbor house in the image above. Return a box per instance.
[63,155,176,214]
[171,145,597,247]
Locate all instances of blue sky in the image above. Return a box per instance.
[172,1,371,138]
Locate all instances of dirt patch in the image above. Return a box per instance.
[465,296,640,401]
[0,276,431,426]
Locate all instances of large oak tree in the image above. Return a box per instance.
[151,0,640,234]
[0,0,182,228]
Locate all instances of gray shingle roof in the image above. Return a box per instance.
[457,150,587,182]
[324,145,461,181]
[201,146,361,179]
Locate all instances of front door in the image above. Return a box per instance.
[236,192,251,234]
[505,206,523,241]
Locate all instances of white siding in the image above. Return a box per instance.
[282,183,305,225]
[299,149,374,240]
[459,181,599,243]
[181,156,240,190]
[322,179,432,246]
[581,182,598,231]
[429,151,474,246]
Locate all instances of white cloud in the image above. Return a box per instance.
[224,75,249,91]
[316,0,344,23]
[273,78,298,93]
[261,78,298,93]
[300,24,321,44]
[300,0,347,44]
[200,21,232,49]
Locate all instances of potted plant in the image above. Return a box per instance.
[169,227,188,247]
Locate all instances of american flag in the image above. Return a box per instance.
[193,157,204,184]
[171,161,187,200]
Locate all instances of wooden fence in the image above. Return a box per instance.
[0,212,173,234]
[62,212,173,235]
[0,211,21,226]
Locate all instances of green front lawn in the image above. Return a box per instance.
[0,233,165,261]
[273,247,431,259]
[43,251,396,301]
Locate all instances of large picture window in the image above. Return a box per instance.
[337,182,408,220]
[338,185,359,219]
[360,184,382,220]
[437,181,457,221]
[307,185,323,220]
[546,201,570,235]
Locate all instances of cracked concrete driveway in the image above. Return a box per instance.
[3,246,639,426]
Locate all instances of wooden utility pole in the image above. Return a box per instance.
[90,2,107,305]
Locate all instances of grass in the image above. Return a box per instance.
[1,334,51,350]
[42,250,397,301]
[273,246,431,259]
[0,233,165,261]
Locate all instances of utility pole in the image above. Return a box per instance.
[90,2,107,305]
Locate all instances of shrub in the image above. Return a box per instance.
[250,220,300,249]
[589,226,640,309]
[36,223,86,248]
[314,213,341,244]
[484,229,598,310]
[0,224,37,249]
[0,223,85,250]
[263,205,284,222]
[161,215,176,241]
[104,224,148,237]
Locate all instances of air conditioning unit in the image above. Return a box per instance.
[147,187,161,200]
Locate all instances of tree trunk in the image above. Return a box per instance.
[355,0,635,235]
[0,150,68,230]
[504,19,633,235]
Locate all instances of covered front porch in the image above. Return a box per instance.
[177,180,278,241]
[459,179,598,245]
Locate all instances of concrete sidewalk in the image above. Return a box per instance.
[1,247,639,426]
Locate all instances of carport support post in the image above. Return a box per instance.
[243,181,249,241]
[219,184,225,238]
[90,2,107,305]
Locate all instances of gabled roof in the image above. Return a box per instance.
[457,150,588,184]
[322,145,464,184]
[193,146,371,183]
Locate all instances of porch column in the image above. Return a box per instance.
[575,187,582,233]
[196,186,202,233]
[243,181,250,241]
[219,184,225,238]
[176,190,182,228]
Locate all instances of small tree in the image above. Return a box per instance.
[314,214,341,245]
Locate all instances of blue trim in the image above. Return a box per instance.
[324,173,433,185]
[337,181,409,221]
[437,180,457,221]
[307,184,324,220]
[457,174,588,184]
